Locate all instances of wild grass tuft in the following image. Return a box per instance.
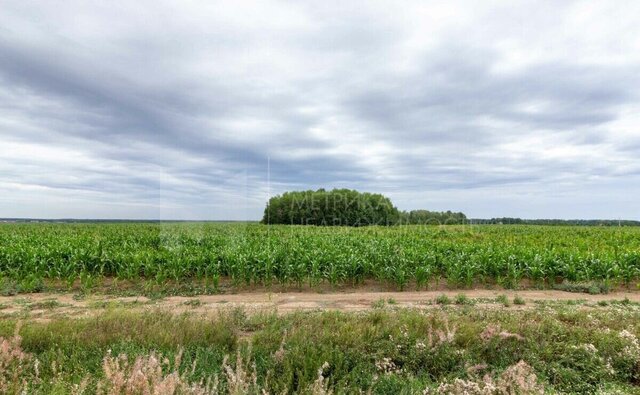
[435,294,451,305]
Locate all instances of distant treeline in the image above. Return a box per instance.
[399,210,467,225]
[471,218,640,226]
[262,189,467,226]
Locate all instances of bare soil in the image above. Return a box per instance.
[1,289,638,321]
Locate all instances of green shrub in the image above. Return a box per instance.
[372,299,386,309]
[454,294,472,305]
[496,294,510,307]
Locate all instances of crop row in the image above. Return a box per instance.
[0,223,639,290]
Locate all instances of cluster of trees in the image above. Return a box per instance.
[262,189,468,226]
[399,210,467,225]
[262,189,400,226]
[263,190,640,228]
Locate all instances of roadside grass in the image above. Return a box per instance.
[24,298,66,310]
[0,304,638,393]
[183,298,203,307]
[372,297,399,309]
[454,293,473,305]
[87,298,150,310]
[0,275,635,299]
[372,298,386,309]
[513,295,526,305]
[553,280,611,295]
[496,294,511,307]
[435,294,451,305]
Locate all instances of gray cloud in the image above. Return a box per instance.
[0,0,639,219]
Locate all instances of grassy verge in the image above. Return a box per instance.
[0,305,639,394]
[2,275,637,299]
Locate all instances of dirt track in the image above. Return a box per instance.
[165,289,640,313]
[1,289,639,320]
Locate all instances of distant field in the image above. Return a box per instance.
[0,223,639,292]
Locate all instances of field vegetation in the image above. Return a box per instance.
[0,223,638,292]
[1,222,640,393]
[0,303,639,394]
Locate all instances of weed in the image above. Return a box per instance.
[72,293,87,301]
[553,281,610,295]
[28,299,63,310]
[436,294,451,305]
[496,294,510,307]
[183,299,203,307]
[454,294,472,305]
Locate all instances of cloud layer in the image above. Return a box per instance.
[1,1,639,219]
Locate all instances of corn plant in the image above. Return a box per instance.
[0,223,638,289]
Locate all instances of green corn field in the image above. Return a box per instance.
[0,222,639,291]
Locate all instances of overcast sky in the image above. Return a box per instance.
[1,1,639,220]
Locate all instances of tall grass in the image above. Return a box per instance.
[0,305,638,393]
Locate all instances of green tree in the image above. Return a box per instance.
[262,189,400,226]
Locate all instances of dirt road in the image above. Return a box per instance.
[1,289,638,320]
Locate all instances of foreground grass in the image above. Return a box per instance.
[0,304,639,394]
